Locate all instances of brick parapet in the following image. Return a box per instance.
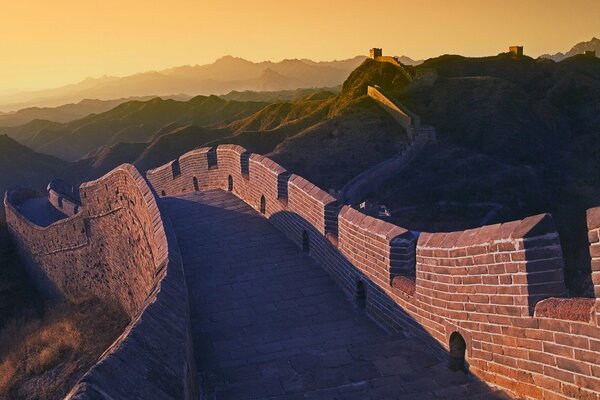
[586,207,600,327]
[368,85,419,131]
[6,164,196,400]
[47,178,81,216]
[416,214,567,318]
[140,146,600,399]
[338,205,416,287]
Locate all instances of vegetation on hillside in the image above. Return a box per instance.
[0,211,128,399]
[1,53,599,296]
[0,96,269,161]
[373,53,600,297]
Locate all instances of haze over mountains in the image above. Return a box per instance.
[0,53,425,112]
[540,37,600,62]
[0,56,367,112]
[0,96,193,127]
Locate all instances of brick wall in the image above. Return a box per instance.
[5,164,197,400]
[368,85,418,130]
[47,178,81,216]
[145,144,600,399]
[587,207,600,327]
[338,205,416,286]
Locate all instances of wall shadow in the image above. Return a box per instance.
[161,192,509,399]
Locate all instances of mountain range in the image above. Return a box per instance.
[0,47,599,298]
[0,96,193,127]
[0,56,368,112]
[540,37,600,61]
[0,53,425,113]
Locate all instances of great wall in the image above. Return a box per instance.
[5,165,197,399]
[340,85,436,204]
[3,79,600,399]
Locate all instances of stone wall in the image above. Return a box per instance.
[587,207,600,327]
[367,85,417,130]
[5,164,197,400]
[147,145,600,400]
[47,178,81,216]
[367,85,437,145]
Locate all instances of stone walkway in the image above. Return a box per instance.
[18,196,67,227]
[162,190,510,400]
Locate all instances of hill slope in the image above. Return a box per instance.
[1,96,268,161]
[3,54,600,299]
[0,135,71,194]
[366,53,600,296]
[0,97,182,127]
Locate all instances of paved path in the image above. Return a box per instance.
[162,190,510,400]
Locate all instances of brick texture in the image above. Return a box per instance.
[5,164,197,400]
[7,142,600,400]
[145,145,600,400]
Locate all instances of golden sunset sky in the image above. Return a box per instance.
[2,0,599,91]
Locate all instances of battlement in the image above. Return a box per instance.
[5,165,196,399]
[147,145,600,399]
[369,47,382,59]
[5,144,600,399]
[509,46,524,56]
[369,48,405,68]
[47,178,81,216]
[367,85,437,144]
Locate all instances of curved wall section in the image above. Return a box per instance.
[148,145,600,400]
[7,165,158,316]
[5,164,196,400]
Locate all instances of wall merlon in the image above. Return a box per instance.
[146,159,173,177]
[217,143,248,154]
[180,146,212,159]
[137,146,600,399]
[6,162,196,399]
[512,213,556,239]
[249,153,287,176]
[588,207,600,232]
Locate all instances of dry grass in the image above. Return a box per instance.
[0,319,80,391]
[0,300,128,400]
[0,209,129,399]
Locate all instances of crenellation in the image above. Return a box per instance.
[6,164,197,400]
[5,143,600,399]
[587,207,600,328]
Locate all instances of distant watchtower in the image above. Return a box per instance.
[370,48,383,60]
[509,46,524,56]
[584,50,597,57]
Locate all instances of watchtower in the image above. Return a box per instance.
[509,46,524,56]
[370,48,383,59]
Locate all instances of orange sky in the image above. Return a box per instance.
[1,0,599,91]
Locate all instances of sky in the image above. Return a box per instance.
[1,0,599,91]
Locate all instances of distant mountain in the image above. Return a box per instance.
[540,37,600,61]
[219,87,339,103]
[394,55,423,66]
[0,96,189,127]
[0,56,367,112]
[3,54,600,299]
[0,95,268,161]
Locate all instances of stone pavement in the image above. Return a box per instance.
[17,196,67,227]
[162,190,511,400]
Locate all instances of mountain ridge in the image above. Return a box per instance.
[2,54,600,299]
[540,37,600,62]
[0,56,368,112]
